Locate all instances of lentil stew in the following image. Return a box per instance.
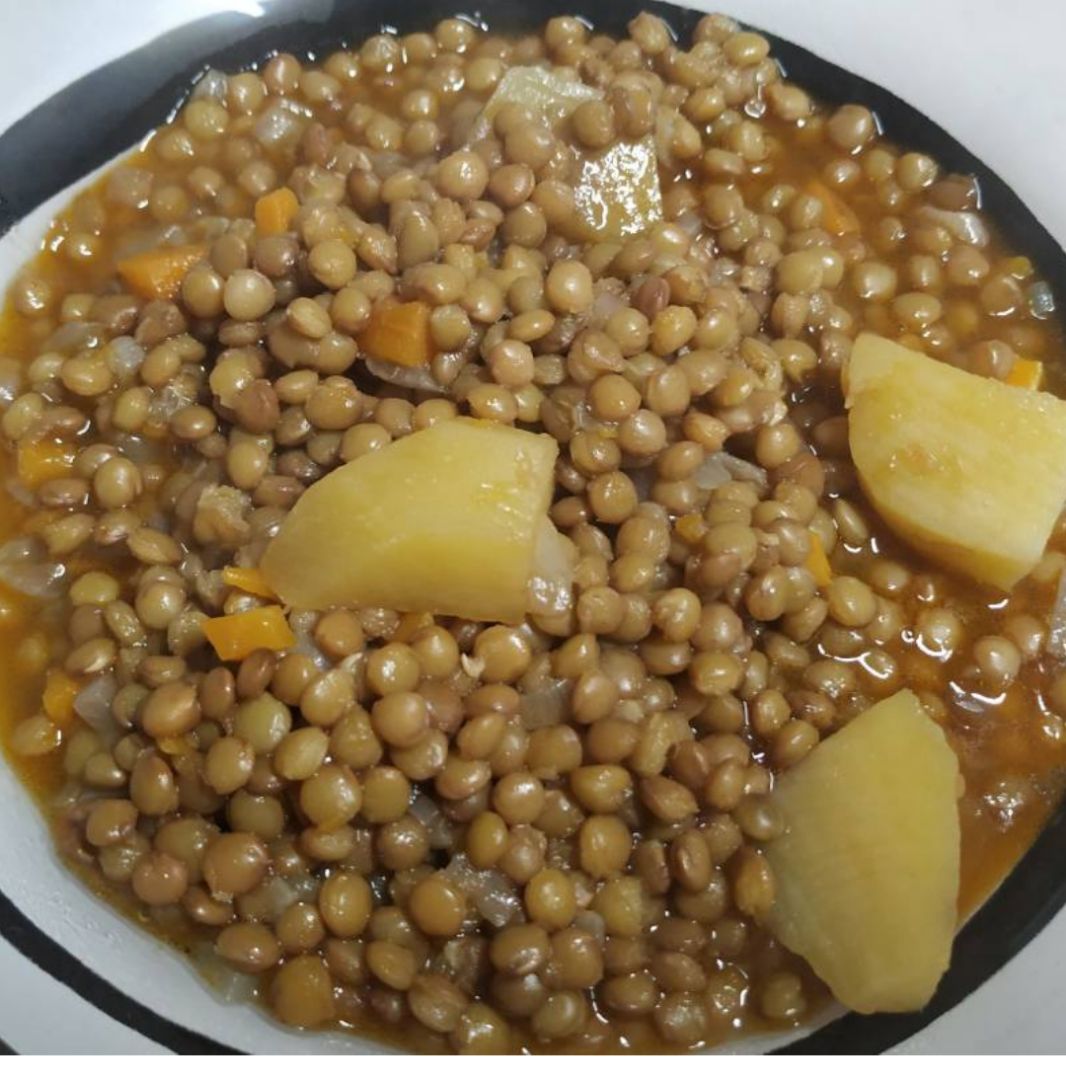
[2,7,1066,1054]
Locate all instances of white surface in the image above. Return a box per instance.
[2,0,1066,1056]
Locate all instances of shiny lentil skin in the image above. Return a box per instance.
[1,10,1065,1059]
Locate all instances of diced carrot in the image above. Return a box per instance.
[358,300,433,368]
[202,605,295,662]
[675,512,707,546]
[805,178,860,236]
[42,668,81,726]
[116,243,209,301]
[255,187,300,236]
[805,530,832,588]
[17,440,77,488]
[1005,358,1044,391]
[221,565,277,599]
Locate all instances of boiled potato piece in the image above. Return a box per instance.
[467,67,663,240]
[766,690,960,1014]
[847,332,1066,590]
[467,65,600,142]
[260,419,570,624]
[573,137,663,240]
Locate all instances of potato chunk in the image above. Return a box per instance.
[847,332,1066,590]
[260,419,570,624]
[766,690,960,1014]
[573,137,663,239]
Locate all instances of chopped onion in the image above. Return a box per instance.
[695,451,768,493]
[53,781,92,811]
[0,537,66,597]
[105,336,145,379]
[74,674,118,733]
[410,792,456,848]
[1048,569,1066,660]
[368,151,407,179]
[526,522,576,619]
[44,321,106,356]
[409,792,440,826]
[708,257,741,286]
[190,68,228,102]
[255,875,299,921]
[193,945,259,1004]
[573,909,606,942]
[676,209,703,239]
[443,854,521,927]
[442,854,480,891]
[148,383,195,425]
[588,281,627,329]
[916,206,989,247]
[475,870,522,928]
[520,677,572,730]
[254,100,307,147]
[289,609,329,669]
[1028,281,1056,320]
[366,358,444,392]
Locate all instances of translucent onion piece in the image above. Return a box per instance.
[0,537,66,597]
[366,358,444,392]
[587,281,627,329]
[915,206,990,247]
[190,68,228,102]
[105,336,145,379]
[367,151,407,179]
[1028,281,1056,320]
[410,792,457,848]
[676,209,703,238]
[443,854,521,928]
[148,383,195,424]
[573,909,607,942]
[289,609,329,670]
[193,945,260,1003]
[74,674,118,732]
[694,450,769,493]
[526,521,576,619]
[475,870,523,928]
[254,875,299,921]
[520,677,572,730]
[44,321,106,356]
[254,100,307,147]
